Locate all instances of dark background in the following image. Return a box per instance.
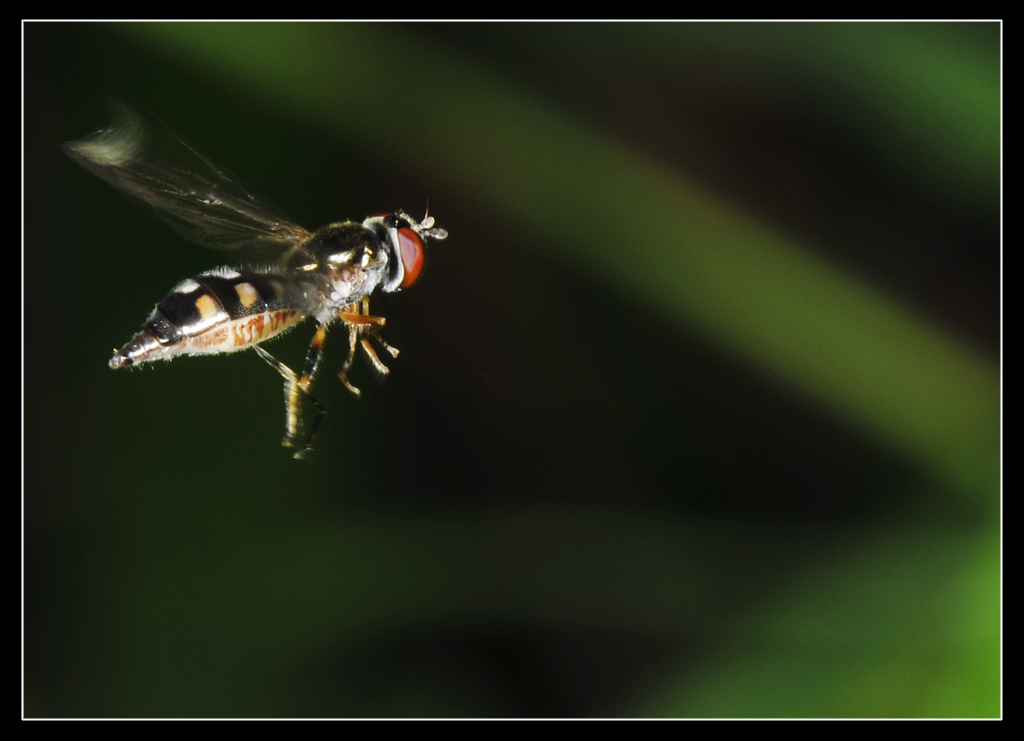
[24,22,999,717]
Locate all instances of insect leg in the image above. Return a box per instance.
[337,322,363,397]
[299,322,328,394]
[254,339,326,460]
[337,297,399,392]
[253,345,303,447]
[359,336,396,376]
[295,323,330,457]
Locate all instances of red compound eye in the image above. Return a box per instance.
[397,228,425,289]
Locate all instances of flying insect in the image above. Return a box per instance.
[63,104,448,459]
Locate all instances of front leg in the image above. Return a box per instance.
[336,297,399,396]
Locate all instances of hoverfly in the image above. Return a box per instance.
[63,103,448,459]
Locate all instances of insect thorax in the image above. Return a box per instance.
[285,221,391,320]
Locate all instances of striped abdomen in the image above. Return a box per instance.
[110,268,314,369]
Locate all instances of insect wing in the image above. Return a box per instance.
[62,102,310,252]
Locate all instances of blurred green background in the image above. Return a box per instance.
[24,22,999,718]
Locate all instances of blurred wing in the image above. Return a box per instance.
[62,102,310,251]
